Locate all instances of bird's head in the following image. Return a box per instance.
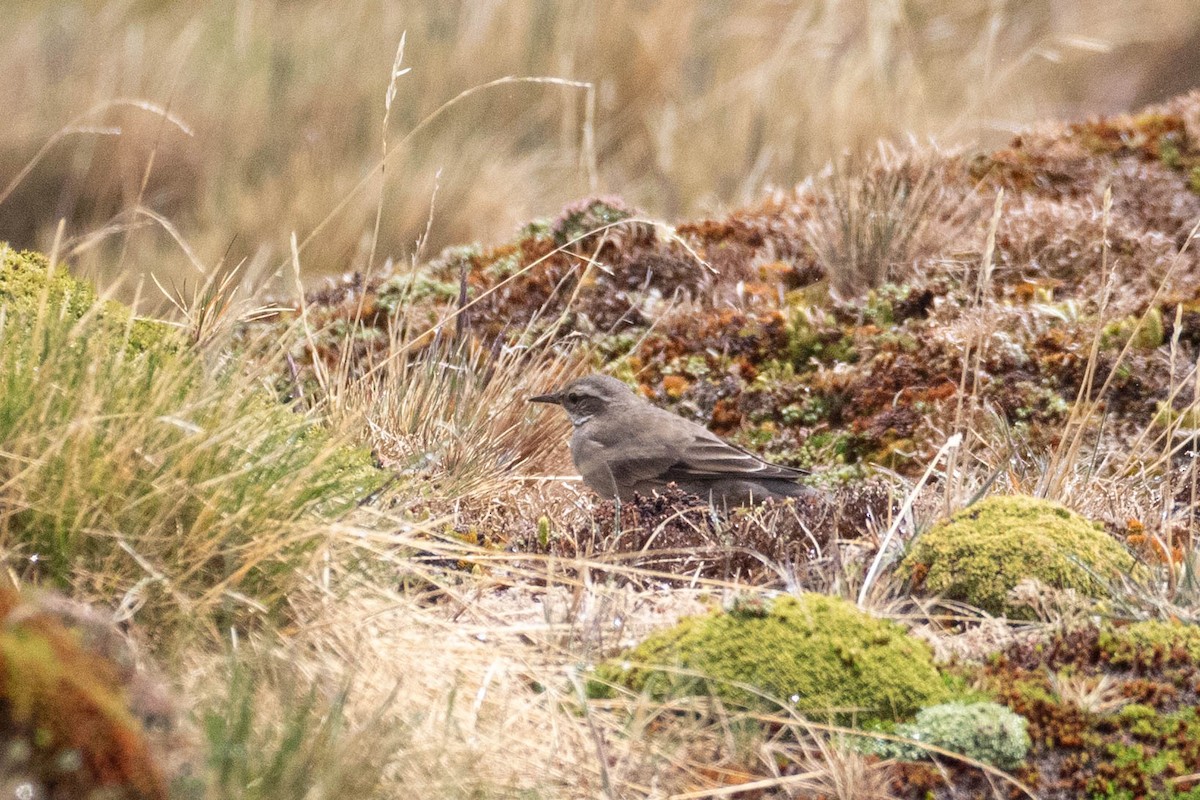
[528,374,635,427]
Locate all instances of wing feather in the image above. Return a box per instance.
[668,431,806,480]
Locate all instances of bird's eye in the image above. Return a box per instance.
[567,392,581,404]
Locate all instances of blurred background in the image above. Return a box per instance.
[2,0,1200,294]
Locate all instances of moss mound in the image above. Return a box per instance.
[591,593,953,722]
[0,246,179,353]
[900,495,1136,617]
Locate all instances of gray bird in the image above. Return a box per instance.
[529,374,813,506]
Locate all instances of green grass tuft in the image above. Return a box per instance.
[0,247,388,634]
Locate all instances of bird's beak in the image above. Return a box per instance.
[527,391,561,405]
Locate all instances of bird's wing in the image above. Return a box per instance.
[605,421,805,485]
[664,430,807,481]
[581,404,806,492]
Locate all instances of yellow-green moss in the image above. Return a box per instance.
[590,593,953,722]
[0,247,95,314]
[1101,307,1165,351]
[1152,400,1200,430]
[1099,620,1200,668]
[900,495,1136,617]
[0,245,179,354]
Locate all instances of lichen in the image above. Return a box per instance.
[900,495,1137,617]
[863,701,1030,769]
[590,593,954,723]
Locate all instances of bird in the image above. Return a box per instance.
[528,374,814,506]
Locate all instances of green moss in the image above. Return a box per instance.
[1189,166,1200,195]
[1100,620,1200,669]
[375,270,462,313]
[861,701,1030,769]
[1160,136,1183,170]
[1090,738,1200,799]
[791,429,866,470]
[1117,703,1164,738]
[872,329,920,353]
[863,283,915,328]
[1102,307,1165,351]
[1013,385,1071,422]
[739,424,775,449]
[900,495,1137,617]
[785,311,855,368]
[1152,399,1200,430]
[0,247,96,315]
[552,196,634,247]
[590,593,954,723]
[1,246,179,354]
[517,217,552,240]
[128,316,177,352]
[973,622,1200,798]
[663,354,711,380]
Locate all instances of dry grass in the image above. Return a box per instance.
[806,146,975,298]
[328,322,584,501]
[3,1,1200,295]
[228,526,916,799]
[1048,671,1132,716]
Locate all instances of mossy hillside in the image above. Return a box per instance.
[900,495,1137,617]
[591,593,954,723]
[0,248,387,630]
[271,94,1200,493]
